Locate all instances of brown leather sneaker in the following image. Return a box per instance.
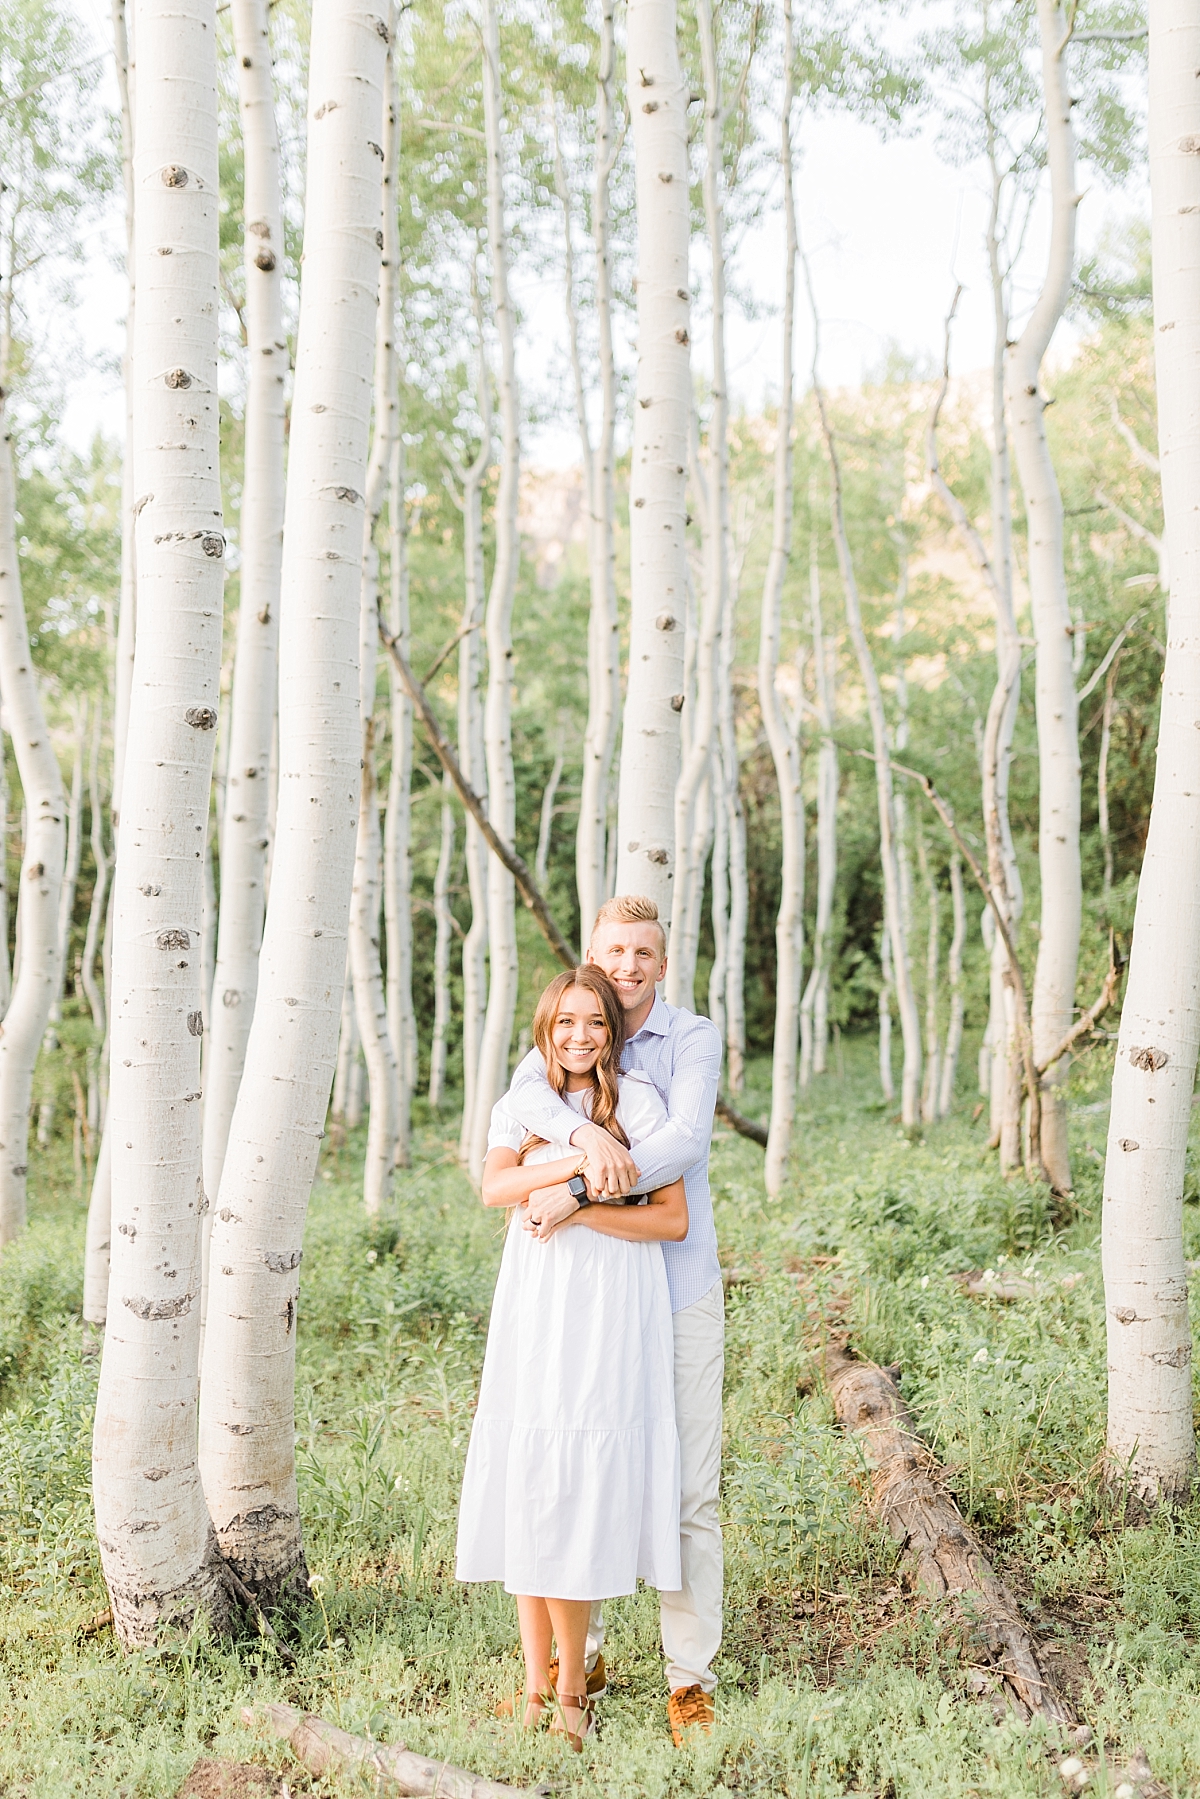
[495,1653,607,1717]
[668,1683,714,1746]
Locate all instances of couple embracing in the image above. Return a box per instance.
[455,895,724,1750]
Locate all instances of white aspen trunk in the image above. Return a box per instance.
[428,777,453,1110]
[0,740,10,1019]
[332,953,356,1124]
[384,430,415,1168]
[668,423,720,1009]
[37,705,84,1146]
[1102,0,1199,1506]
[82,699,111,1329]
[201,822,216,1024]
[201,0,285,1225]
[351,719,396,1214]
[721,518,748,1092]
[1099,655,1119,894]
[535,718,565,891]
[90,0,231,1645]
[557,26,620,944]
[811,353,921,1125]
[197,0,386,1599]
[1005,0,1081,1194]
[801,529,836,1086]
[352,40,401,1209]
[810,398,919,1120]
[0,425,67,1252]
[82,703,108,1063]
[879,926,895,1102]
[759,18,803,1195]
[938,848,965,1117]
[112,0,136,827]
[918,831,941,1126]
[454,279,491,1164]
[468,0,522,1181]
[708,773,726,1043]
[616,0,690,913]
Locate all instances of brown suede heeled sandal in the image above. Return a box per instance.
[550,1693,593,1752]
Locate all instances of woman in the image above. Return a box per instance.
[456,965,687,1749]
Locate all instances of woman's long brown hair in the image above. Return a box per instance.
[516,966,629,1161]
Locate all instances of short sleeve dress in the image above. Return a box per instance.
[455,1074,682,1600]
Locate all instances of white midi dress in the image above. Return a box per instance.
[455,1075,682,1600]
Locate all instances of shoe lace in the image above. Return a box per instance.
[672,1684,710,1723]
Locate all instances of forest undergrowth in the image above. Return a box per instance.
[3,1039,1200,1797]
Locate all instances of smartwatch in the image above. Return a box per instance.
[566,1174,591,1208]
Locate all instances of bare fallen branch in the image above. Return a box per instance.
[247,1702,532,1799]
[1035,935,1125,1077]
[826,1342,1074,1727]
[715,1095,768,1147]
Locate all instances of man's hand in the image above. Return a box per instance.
[569,1121,638,1198]
[522,1182,582,1240]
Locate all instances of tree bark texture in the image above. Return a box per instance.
[800,532,836,1087]
[428,780,454,1109]
[90,0,231,1646]
[616,0,690,915]
[202,0,285,1227]
[939,849,965,1117]
[250,1703,526,1799]
[1101,0,1200,1507]
[468,0,522,1180]
[826,1343,1073,1726]
[1004,0,1081,1195]
[759,14,802,1198]
[197,0,386,1600]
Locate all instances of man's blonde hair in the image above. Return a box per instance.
[590,894,667,956]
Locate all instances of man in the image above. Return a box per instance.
[504,894,723,1745]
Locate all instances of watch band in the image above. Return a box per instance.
[566,1174,591,1208]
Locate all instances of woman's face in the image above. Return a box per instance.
[550,985,609,1078]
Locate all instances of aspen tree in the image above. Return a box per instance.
[37,703,85,1147]
[1102,0,1200,1506]
[800,526,836,1087]
[468,0,522,1179]
[808,269,921,1127]
[1004,0,1080,1194]
[719,557,748,1090]
[938,848,965,1116]
[198,0,387,1598]
[351,35,401,1213]
[918,831,941,1125]
[202,0,285,1217]
[616,0,690,914]
[384,426,415,1168]
[758,3,802,1197]
[450,274,491,1165]
[82,702,108,1131]
[0,311,67,1252]
[428,776,454,1109]
[553,19,621,945]
[90,0,231,1643]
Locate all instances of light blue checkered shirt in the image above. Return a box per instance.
[504,994,723,1313]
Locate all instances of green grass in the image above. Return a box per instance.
[3,1038,1200,1795]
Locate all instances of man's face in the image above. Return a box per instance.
[588,921,668,1013]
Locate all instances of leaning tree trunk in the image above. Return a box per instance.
[197,0,386,1602]
[201,0,285,1236]
[615,0,690,914]
[90,0,231,1646]
[810,337,921,1126]
[0,402,68,1252]
[383,423,415,1169]
[759,9,802,1199]
[468,0,522,1180]
[1101,0,1200,1508]
[1005,0,1081,1195]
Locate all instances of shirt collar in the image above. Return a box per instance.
[627,991,671,1041]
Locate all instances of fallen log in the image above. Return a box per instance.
[247,1702,532,1799]
[825,1342,1074,1727]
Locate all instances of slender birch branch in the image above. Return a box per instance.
[378,621,577,970]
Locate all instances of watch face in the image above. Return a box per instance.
[567,1175,588,1199]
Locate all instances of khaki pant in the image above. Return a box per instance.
[586,1279,724,1692]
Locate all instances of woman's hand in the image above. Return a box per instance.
[522,1182,582,1241]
